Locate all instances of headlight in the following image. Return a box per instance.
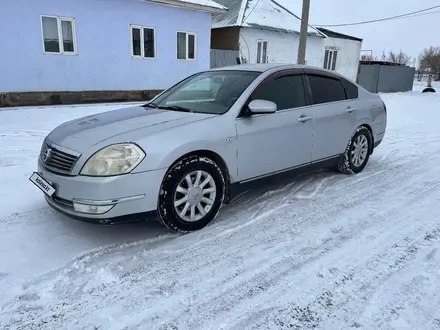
[80,143,145,176]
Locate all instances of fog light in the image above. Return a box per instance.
[73,203,114,214]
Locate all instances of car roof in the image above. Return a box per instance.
[208,63,356,83]
[209,63,329,73]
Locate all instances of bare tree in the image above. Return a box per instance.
[387,50,412,65]
[361,54,379,61]
[419,46,440,80]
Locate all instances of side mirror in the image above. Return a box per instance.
[248,99,277,114]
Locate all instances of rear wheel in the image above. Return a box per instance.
[338,126,372,174]
[157,155,225,232]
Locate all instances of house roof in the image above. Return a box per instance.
[316,27,363,42]
[359,60,406,66]
[145,0,227,14]
[211,0,325,37]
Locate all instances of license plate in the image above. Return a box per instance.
[29,172,56,197]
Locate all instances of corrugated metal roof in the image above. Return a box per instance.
[211,0,325,37]
[211,0,242,27]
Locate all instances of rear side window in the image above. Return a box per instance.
[340,77,359,99]
[307,75,347,105]
[252,75,307,110]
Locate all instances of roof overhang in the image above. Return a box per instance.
[316,27,363,42]
[213,24,325,38]
[245,23,326,37]
[139,0,227,14]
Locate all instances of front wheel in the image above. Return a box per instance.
[157,156,225,232]
[338,126,372,174]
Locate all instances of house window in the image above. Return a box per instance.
[323,49,338,70]
[41,15,77,54]
[131,25,156,58]
[256,40,268,63]
[177,32,196,60]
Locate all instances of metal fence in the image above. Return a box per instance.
[210,49,240,69]
[357,63,415,93]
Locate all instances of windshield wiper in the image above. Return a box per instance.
[143,102,158,108]
[158,105,191,112]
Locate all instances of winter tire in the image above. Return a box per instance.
[422,87,436,93]
[157,155,225,232]
[338,126,372,174]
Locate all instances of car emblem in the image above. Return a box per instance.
[43,148,52,162]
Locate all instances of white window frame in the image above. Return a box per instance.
[324,48,338,71]
[256,40,268,63]
[130,24,156,59]
[176,31,197,61]
[40,15,77,55]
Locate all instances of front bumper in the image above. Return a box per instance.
[38,160,167,222]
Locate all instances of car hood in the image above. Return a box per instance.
[46,106,215,151]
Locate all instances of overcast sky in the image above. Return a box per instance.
[283,0,440,65]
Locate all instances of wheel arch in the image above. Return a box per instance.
[163,149,232,203]
[358,123,374,154]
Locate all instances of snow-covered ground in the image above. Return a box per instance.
[1,83,440,329]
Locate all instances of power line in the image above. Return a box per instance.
[243,0,261,23]
[393,9,440,19]
[314,4,440,27]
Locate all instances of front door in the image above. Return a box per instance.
[235,71,315,181]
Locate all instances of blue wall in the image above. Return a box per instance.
[0,0,212,92]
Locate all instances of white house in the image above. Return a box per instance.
[210,0,363,81]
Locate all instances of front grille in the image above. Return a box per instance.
[40,144,79,174]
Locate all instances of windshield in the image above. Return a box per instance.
[150,70,261,115]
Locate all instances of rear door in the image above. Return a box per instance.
[304,70,358,161]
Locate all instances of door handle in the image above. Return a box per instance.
[297,115,313,123]
[346,107,356,113]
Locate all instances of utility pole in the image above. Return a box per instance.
[297,0,311,65]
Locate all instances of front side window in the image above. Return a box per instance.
[41,16,76,54]
[177,32,196,60]
[308,75,346,105]
[251,75,307,110]
[151,71,261,115]
[323,49,338,70]
[257,40,268,63]
[131,25,155,58]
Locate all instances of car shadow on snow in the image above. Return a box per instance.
[44,165,348,253]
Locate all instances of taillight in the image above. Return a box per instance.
[382,101,387,114]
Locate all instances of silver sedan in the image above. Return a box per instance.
[30,64,387,232]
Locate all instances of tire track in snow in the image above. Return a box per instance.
[2,144,438,330]
[317,228,440,330]
[350,230,440,330]
[112,158,440,330]
[229,196,440,330]
[176,178,440,330]
[0,208,53,225]
[2,116,440,330]
[0,130,49,138]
